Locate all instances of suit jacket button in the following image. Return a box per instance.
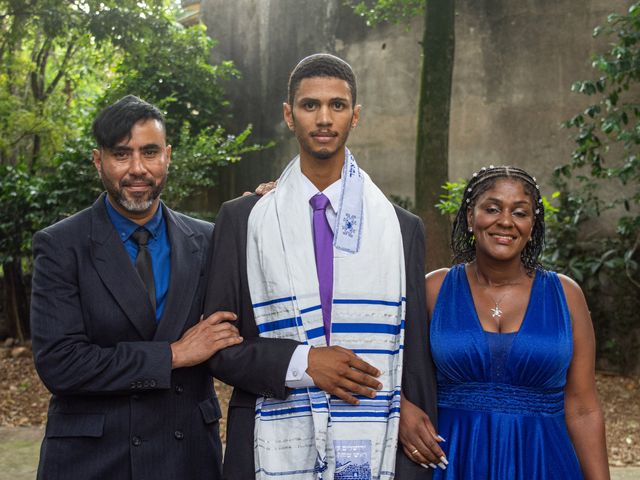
[132,436,142,446]
[175,384,184,394]
[174,430,184,440]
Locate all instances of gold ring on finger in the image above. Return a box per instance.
[410,448,419,456]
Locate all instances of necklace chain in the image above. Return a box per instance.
[490,293,507,319]
[473,264,522,323]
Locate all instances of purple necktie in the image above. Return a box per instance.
[310,193,333,343]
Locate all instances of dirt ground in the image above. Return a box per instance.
[1,354,638,466]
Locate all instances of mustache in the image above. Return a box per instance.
[310,130,338,137]
[120,176,154,187]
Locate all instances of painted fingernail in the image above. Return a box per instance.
[429,463,437,469]
[440,456,449,465]
[437,435,446,442]
[438,462,447,470]
[419,463,430,470]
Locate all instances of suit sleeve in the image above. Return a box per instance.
[204,199,300,400]
[30,230,173,396]
[395,216,438,478]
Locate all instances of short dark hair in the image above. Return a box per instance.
[287,53,357,106]
[92,95,165,149]
[451,165,546,273]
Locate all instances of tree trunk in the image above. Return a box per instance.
[415,0,455,271]
[2,259,30,342]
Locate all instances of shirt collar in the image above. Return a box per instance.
[104,195,164,242]
[301,174,342,213]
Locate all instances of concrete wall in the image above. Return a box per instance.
[449,0,633,185]
[200,0,633,205]
[200,0,422,201]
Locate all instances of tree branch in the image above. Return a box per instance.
[44,40,77,100]
[30,36,51,102]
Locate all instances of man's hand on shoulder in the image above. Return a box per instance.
[243,180,277,197]
[306,346,382,405]
[170,311,242,369]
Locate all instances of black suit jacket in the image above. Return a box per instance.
[30,194,222,480]
[204,194,437,479]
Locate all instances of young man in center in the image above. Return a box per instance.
[205,53,437,479]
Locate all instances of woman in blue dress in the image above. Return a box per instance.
[400,166,609,479]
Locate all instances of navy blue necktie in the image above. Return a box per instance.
[132,228,156,312]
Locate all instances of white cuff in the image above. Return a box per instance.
[285,344,315,388]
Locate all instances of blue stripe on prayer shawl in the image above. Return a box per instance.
[332,322,402,335]
[256,317,299,333]
[330,404,394,412]
[352,347,402,355]
[289,387,323,395]
[331,407,401,418]
[300,304,321,314]
[306,326,325,339]
[333,298,404,306]
[257,405,318,417]
[252,296,296,308]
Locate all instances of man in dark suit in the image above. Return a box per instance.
[204,54,438,479]
[30,95,242,479]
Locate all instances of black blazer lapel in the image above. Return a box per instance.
[90,194,157,340]
[153,205,203,342]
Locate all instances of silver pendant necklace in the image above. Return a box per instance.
[472,264,519,323]
[490,294,507,319]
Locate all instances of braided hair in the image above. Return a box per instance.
[451,165,545,273]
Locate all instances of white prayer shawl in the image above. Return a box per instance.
[247,153,406,479]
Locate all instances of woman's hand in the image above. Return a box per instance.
[399,394,448,470]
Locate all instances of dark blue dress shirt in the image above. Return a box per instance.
[105,197,171,322]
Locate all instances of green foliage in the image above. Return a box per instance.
[534,1,640,372]
[0,0,269,338]
[164,124,271,208]
[41,138,104,222]
[558,1,640,292]
[435,180,468,217]
[102,22,238,146]
[0,165,45,263]
[0,0,266,258]
[347,0,424,26]
[0,0,171,168]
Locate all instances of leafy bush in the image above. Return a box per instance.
[0,1,269,340]
[556,2,640,372]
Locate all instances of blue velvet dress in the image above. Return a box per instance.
[430,265,583,479]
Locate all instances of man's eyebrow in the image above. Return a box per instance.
[296,96,350,103]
